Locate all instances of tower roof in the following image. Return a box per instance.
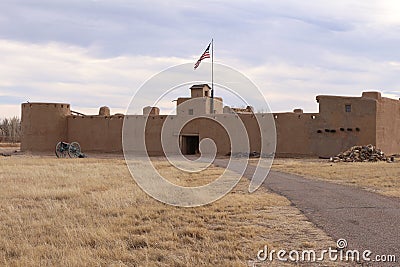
[190,84,211,90]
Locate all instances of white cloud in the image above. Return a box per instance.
[0,39,188,117]
[1,1,400,118]
[241,53,400,112]
[1,35,400,118]
[0,105,21,119]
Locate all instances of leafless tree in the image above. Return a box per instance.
[0,117,21,143]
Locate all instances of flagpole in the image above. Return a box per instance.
[211,38,214,114]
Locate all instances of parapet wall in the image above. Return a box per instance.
[274,112,319,157]
[20,91,400,157]
[67,115,124,152]
[376,97,400,155]
[123,114,276,156]
[21,103,70,151]
[311,95,377,157]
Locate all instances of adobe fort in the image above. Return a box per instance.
[20,85,400,158]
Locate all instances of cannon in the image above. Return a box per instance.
[55,141,83,158]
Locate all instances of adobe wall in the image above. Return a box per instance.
[123,114,276,156]
[272,95,378,158]
[67,114,124,152]
[124,115,243,156]
[238,114,276,154]
[144,115,166,156]
[120,115,171,156]
[21,103,70,151]
[273,112,319,157]
[177,97,223,115]
[180,117,231,154]
[20,91,399,157]
[376,97,400,155]
[313,95,377,157]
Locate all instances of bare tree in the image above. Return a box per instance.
[0,117,21,143]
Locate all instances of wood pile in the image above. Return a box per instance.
[329,144,394,163]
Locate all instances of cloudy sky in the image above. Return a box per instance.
[1,0,400,118]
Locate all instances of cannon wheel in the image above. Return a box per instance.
[68,142,81,158]
[55,142,68,158]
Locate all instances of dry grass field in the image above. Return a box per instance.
[270,158,400,198]
[0,156,342,266]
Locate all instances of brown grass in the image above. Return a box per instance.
[269,158,400,198]
[0,156,341,266]
[153,158,220,186]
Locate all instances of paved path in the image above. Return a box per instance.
[214,159,400,260]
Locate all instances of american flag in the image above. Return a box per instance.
[194,43,211,69]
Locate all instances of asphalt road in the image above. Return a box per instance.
[214,159,400,264]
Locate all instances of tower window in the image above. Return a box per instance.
[188,109,194,115]
[345,104,352,113]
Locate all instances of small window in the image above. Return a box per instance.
[188,109,194,115]
[345,104,352,113]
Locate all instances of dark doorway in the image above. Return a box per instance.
[182,135,199,155]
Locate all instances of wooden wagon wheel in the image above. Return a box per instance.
[55,142,68,158]
[68,142,81,158]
